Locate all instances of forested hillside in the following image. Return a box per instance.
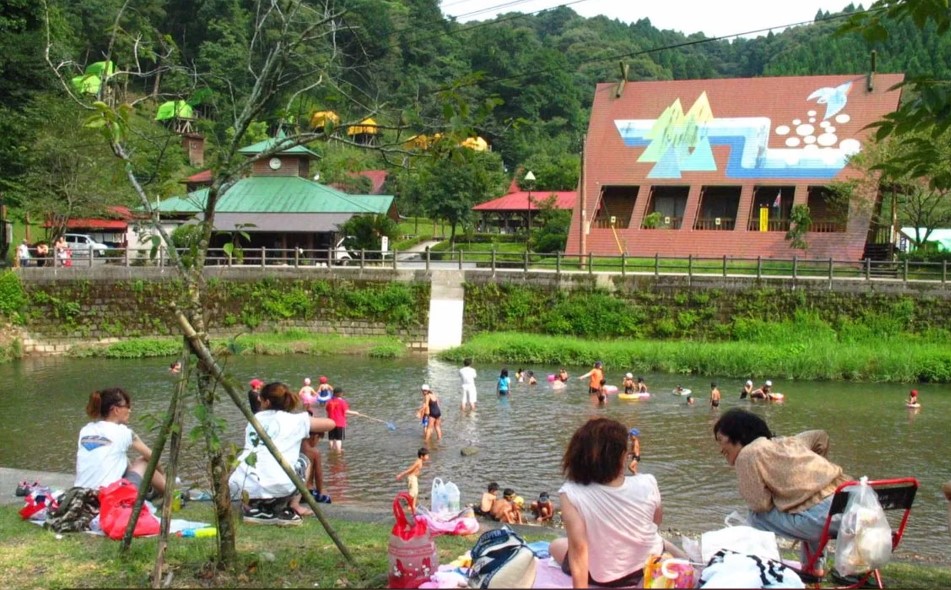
[1,0,949,220]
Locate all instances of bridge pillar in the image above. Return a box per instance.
[427,270,465,352]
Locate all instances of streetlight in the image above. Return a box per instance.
[524,170,536,251]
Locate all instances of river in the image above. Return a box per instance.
[1,354,948,563]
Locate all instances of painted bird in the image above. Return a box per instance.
[806,81,853,120]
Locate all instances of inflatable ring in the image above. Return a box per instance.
[316,390,332,403]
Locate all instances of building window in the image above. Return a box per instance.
[694,186,741,230]
[748,186,794,231]
[594,186,639,229]
[806,186,847,232]
[643,186,688,229]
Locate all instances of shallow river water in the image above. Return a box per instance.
[1,354,948,562]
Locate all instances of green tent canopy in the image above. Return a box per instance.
[155,100,194,121]
[70,61,115,95]
[71,74,101,95]
[85,61,115,77]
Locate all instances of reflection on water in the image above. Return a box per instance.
[1,355,948,562]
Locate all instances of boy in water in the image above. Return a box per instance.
[579,361,604,394]
[491,488,525,524]
[907,389,919,406]
[395,447,430,513]
[597,379,608,405]
[628,427,641,474]
[530,492,554,523]
[325,387,356,452]
[475,482,500,517]
[622,373,635,394]
[710,382,721,408]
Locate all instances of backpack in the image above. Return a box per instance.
[468,526,536,589]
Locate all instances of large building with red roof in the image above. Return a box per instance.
[566,73,904,260]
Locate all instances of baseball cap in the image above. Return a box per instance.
[629,427,640,437]
[746,380,753,386]
[625,372,633,379]
[249,378,264,389]
[765,380,773,387]
[910,389,918,395]
[319,376,328,384]
[421,384,431,391]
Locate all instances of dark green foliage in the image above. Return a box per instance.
[0,271,27,317]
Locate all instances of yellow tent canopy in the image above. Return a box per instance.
[347,118,380,136]
[310,110,340,128]
[460,136,489,152]
[406,133,444,150]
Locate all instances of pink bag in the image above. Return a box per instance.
[415,505,479,536]
[98,478,160,540]
[388,492,438,589]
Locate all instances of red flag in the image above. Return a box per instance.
[772,192,781,208]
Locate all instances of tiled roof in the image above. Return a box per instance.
[238,137,320,158]
[184,170,212,183]
[353,170,388,194]
[474,190,576,212]
[158,176,393,215]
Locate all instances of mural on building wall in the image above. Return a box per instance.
[615,81,861,180]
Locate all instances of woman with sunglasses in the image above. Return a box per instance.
[75,387,166,495]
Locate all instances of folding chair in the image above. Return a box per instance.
[800,477,918,589]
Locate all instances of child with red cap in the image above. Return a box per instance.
[248,379,264,413]
[907,389,920,407]
[316,376,333,405]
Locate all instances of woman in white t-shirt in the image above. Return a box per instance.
[550,418,685,588]
[229,382,335,525]
[75,387,166,495]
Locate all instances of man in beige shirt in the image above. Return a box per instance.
[714,409,850,563]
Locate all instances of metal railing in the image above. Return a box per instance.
[15,246,951,285]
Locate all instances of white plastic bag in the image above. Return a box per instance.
[431,478,448,514]
[835,477,892,576]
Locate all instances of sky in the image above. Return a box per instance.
[441,0,858,39]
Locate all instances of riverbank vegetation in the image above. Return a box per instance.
[1,505,947,589]
[441,332,951,383]
[66,332,412,361]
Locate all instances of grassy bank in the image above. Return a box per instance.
[440,332,951,383]
[65,331,412,361]
[2,505,948,588]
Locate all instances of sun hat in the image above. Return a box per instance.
[746,380,753,386]
[304,377,311,385]
[625,372,633,379]
[249,378,264,389]
[319,376,328,384]
[765,380,773,387]
[421,384,431,391]
[629,427,640,437]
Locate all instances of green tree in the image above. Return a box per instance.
[400,147,507,243]
[531,196,571,253]
[338,214,398,257]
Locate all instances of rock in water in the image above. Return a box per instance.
[460,446,480,457]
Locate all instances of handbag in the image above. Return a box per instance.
[388,492,438,589]
[467,526,536,589]
[98,478,160,540]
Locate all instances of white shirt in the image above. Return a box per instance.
[459,366,477,389]
[560,475,664,584]
[229,410,309,499]
[75,421,134,489]
[17,244,30,259]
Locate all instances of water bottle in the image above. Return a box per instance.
[179,527,217,538]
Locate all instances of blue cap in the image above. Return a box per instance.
[629,427,640,436]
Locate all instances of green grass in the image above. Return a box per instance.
[65,332,413,360]
[1,505,946,588]
[441,332,951,383]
